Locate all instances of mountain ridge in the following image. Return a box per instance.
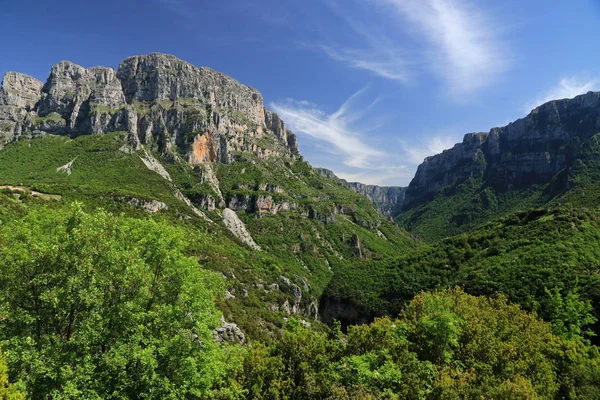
[314,167,406,216]
[0,52,299,160]
[0,52,414,337]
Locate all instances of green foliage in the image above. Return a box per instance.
[0,204,240,399]
[402,295,463,364]
[238,290,600,399]
[239,317,430,399]
[0,347,24,400]
[326,207,600,340]
[33,112,64,125]
[89,104,124,114]
[396,178,546,242]
[538,288,597,340]
[0,132,177,205]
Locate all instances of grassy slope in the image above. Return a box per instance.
[326,206,600,335]
[397,132,600,243]
[0,132,415,340]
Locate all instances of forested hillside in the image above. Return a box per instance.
[1,53,600,398]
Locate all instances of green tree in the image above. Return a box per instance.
[0,204,241,399]
[403,289,600,399]
[0,347,24,400]
[538,287,597,340]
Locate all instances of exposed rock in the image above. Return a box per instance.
[174,189,212,222]
[404,91,600,209]
[120,197,168,213]
[200,163,226,208]
[227,194,253,211]
[224,290,235,300]
[139,150,172,181]
[215,316,245,344]
[0,72,43,109]
[404,132,488,208]
[56,158,76,176]
[282,299,291,315]
[351,234,363,258]
[264,109,287,143]
[280,275,302,306]
[227,193,296,214]
[0,72,43,146]
[0,52,300,164]
[315,168,406,216]
[222,208,261,250]
[118,53,265,125]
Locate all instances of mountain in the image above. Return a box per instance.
[0,53,414,339]
[0,53,299,158]
[2,53,600,398]
[315,168,406,216]
[396,91,600,241]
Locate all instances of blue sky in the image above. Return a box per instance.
[2,0,600,185]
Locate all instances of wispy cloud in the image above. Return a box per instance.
[524,76,600,113]
[321,0,507,96]
[401,135,456,165]
[321,45,413,84]
[271,89,386,169]
[271,89,459,186]
[384,0,508,94]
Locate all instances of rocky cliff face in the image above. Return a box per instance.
[345,182,406,216]
[315,168,406,216]
[0,53,299,163]
[404,91,600,208]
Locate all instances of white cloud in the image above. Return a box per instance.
[381,0,508,94]
[270,89,386,169]
[401,135,456,165]
[322,0,507,96]
[271,89,461,186]
[524,76,600,114]
[320,44,413,84]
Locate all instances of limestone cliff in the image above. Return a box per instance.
[403,91,600,208]
[315,168,406,216]
[0,53,299,163]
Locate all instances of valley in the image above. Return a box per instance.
[0,53,599,399]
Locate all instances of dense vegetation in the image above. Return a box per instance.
[1,130,600,398]
[239,290,600,399]
[325,206,600,341]
[1,206,598,400]
[0,132,412,343]
[396,132,600,243]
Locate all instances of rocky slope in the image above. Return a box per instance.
[404,92,600,208]
[0,53,299,162]
[0,53,414,337]
[315,168,406,216]
[398,91,600,240]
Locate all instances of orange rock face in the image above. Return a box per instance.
[191,132,217,163]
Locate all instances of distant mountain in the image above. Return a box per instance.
[315,168,406,217]
[0,53,414,338]
[396,91,600,241]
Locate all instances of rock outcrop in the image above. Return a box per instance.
[315,168,406,216]
[0,53,300,164]
[403,91,600,208]
[222,208,261,250]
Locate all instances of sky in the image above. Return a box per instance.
[2,0,600,186]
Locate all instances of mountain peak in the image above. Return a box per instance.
[0,53,299,160]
